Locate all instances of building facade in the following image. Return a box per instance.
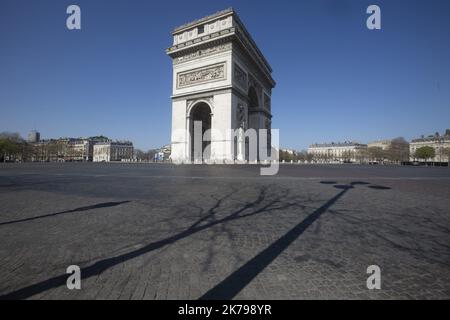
[367,140,391,150]
[27,130,40,143]
[32,138,97,162]
[410,131,450,163]
[167,8,275,163]
[93,141,134,162]
[66,139,91,161]
[308,142,368,163]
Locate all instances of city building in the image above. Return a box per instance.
[366,138,410,164]
[93,141,134,162]
[27,130,40,143]
[29,136,112,162]
[280,148,295,155]
[410,130,450,163]
[367,140,391,150]
[66,139,91,162]
[152,145,172,162]
[160,144,172,161]
[31,139,67,162]
[308,142,368,163]
[167,8,275,163]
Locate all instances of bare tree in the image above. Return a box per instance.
[341,150,354,163]
[355,148,369,164]
[386,137,409,164]
[306,152,314,163]
[368,146,384,163]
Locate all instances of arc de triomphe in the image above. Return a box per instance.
[166,8,275,163]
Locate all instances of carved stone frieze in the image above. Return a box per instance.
[173,43,232,65]
[177,63,226,89]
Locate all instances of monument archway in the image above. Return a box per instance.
[189,102,212,162]
[167,8,275,163]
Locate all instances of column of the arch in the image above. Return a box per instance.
[211,92,233,162]
[185,114,191,163]
[171,99,188,163]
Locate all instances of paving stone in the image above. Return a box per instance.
[0,163,449,299]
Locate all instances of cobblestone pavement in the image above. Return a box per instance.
[0,163,449,300]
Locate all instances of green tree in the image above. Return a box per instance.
[281,150,294,162]
[0,132,24,162]
[414,146,436,162]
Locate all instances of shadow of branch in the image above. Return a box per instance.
[0,185,294,299]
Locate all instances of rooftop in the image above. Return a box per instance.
[411,136,450,143]
[172,7,234,34]
[309,142,367,148]
[411,130,450,143]
[368,140,391,144]
[95,141,133,146]
[168,8,274,79]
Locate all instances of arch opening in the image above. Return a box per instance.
[189,102,212,162]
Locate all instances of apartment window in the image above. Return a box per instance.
[198,25,205,34]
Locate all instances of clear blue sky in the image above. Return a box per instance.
[1,0,449,150]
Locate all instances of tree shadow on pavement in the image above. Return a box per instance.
[0,180,392,300]
[199,184,353,299]
[0,185,300,299]
[0,201,131,226]
[200,180,392,300]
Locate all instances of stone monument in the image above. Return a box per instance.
[167,8,275,163]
